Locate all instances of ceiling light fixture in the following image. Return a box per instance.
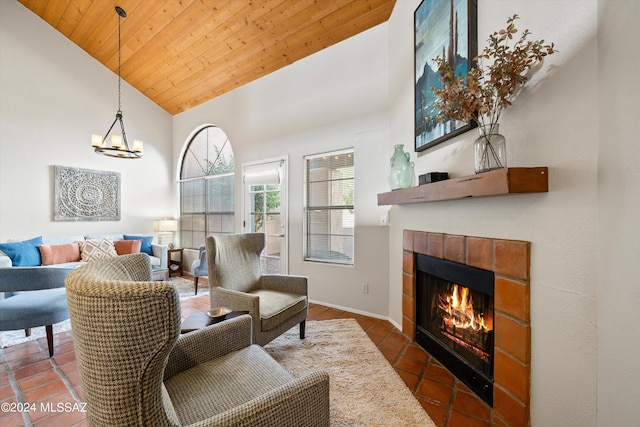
[91,6,142,159]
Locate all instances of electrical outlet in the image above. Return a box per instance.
[362,283,369,294]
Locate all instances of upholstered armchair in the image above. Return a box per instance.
[65,253,329,427]
[206,233,308,346]
[0,266,74,356]
[190,245,208,295]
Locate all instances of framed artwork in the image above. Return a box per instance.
[54,165,121,221]
[414,0,477,151]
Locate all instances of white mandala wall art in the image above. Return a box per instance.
[54,165,121,221]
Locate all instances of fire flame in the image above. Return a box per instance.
[438,284,492,332]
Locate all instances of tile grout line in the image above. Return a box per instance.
[409,351,430,394]
[442,379,459,426]
[50,356,83,404]
[1,347,34,427]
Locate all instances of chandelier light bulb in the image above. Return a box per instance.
[111,134,122,148]
[91,134,103,148]
[133,140,143,154]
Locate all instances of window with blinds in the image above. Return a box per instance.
[304,149,354,265]
[179,125,235,249]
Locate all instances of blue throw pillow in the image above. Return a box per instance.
[123,234,154,255]
[0,236,43,266]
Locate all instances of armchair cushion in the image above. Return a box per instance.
[165,345,294,424]
[250,289,307,332]
[0,288,68,330]
[0,266,74,356]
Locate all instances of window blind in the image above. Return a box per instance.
[304,149,354,265]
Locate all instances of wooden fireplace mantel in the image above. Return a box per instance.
[377,167,548,205]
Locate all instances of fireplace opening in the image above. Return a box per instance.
[415,254,495,406]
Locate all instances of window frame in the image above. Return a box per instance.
[303,148,355,265]
[178,125,235,249]
[242,157,289,274]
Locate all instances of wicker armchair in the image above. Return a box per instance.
[206,233,308,346]
[65,254,329,427]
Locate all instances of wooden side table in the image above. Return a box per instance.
[167,248,184,277]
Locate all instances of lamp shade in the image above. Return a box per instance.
[111,134,122,148]
[154,219,178,232]
[91,134,103,148]
[132,140,144,154]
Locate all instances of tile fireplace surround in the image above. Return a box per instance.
[402,230,531,427]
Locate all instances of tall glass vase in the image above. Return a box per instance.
[474,124,507,173]
[388,144,415,190]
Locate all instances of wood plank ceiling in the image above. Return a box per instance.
[18,0,397,115]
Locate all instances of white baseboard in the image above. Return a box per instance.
[308,299,402,332]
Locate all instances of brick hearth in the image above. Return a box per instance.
[402,230,531,427]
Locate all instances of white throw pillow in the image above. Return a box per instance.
[79,237,118,262]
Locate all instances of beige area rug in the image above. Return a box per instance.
[170,275,210,298]
[264,319,436,427]
[0,276,207,349]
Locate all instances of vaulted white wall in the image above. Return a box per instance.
[173,24,393,316]
[0,2,175,241]
[597,0,640,425]
[387,0,637,426]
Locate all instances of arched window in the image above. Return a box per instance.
[179,125,234,249]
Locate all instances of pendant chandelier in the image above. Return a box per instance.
[91,6,142,159]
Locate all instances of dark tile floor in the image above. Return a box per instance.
[307,303,494,427]
[0,277,493,427]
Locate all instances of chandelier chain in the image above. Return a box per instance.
[117,11,121,112]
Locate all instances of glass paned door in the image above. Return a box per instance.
[243,159,288,274]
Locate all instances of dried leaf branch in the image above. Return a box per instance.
[432,15,556,131]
